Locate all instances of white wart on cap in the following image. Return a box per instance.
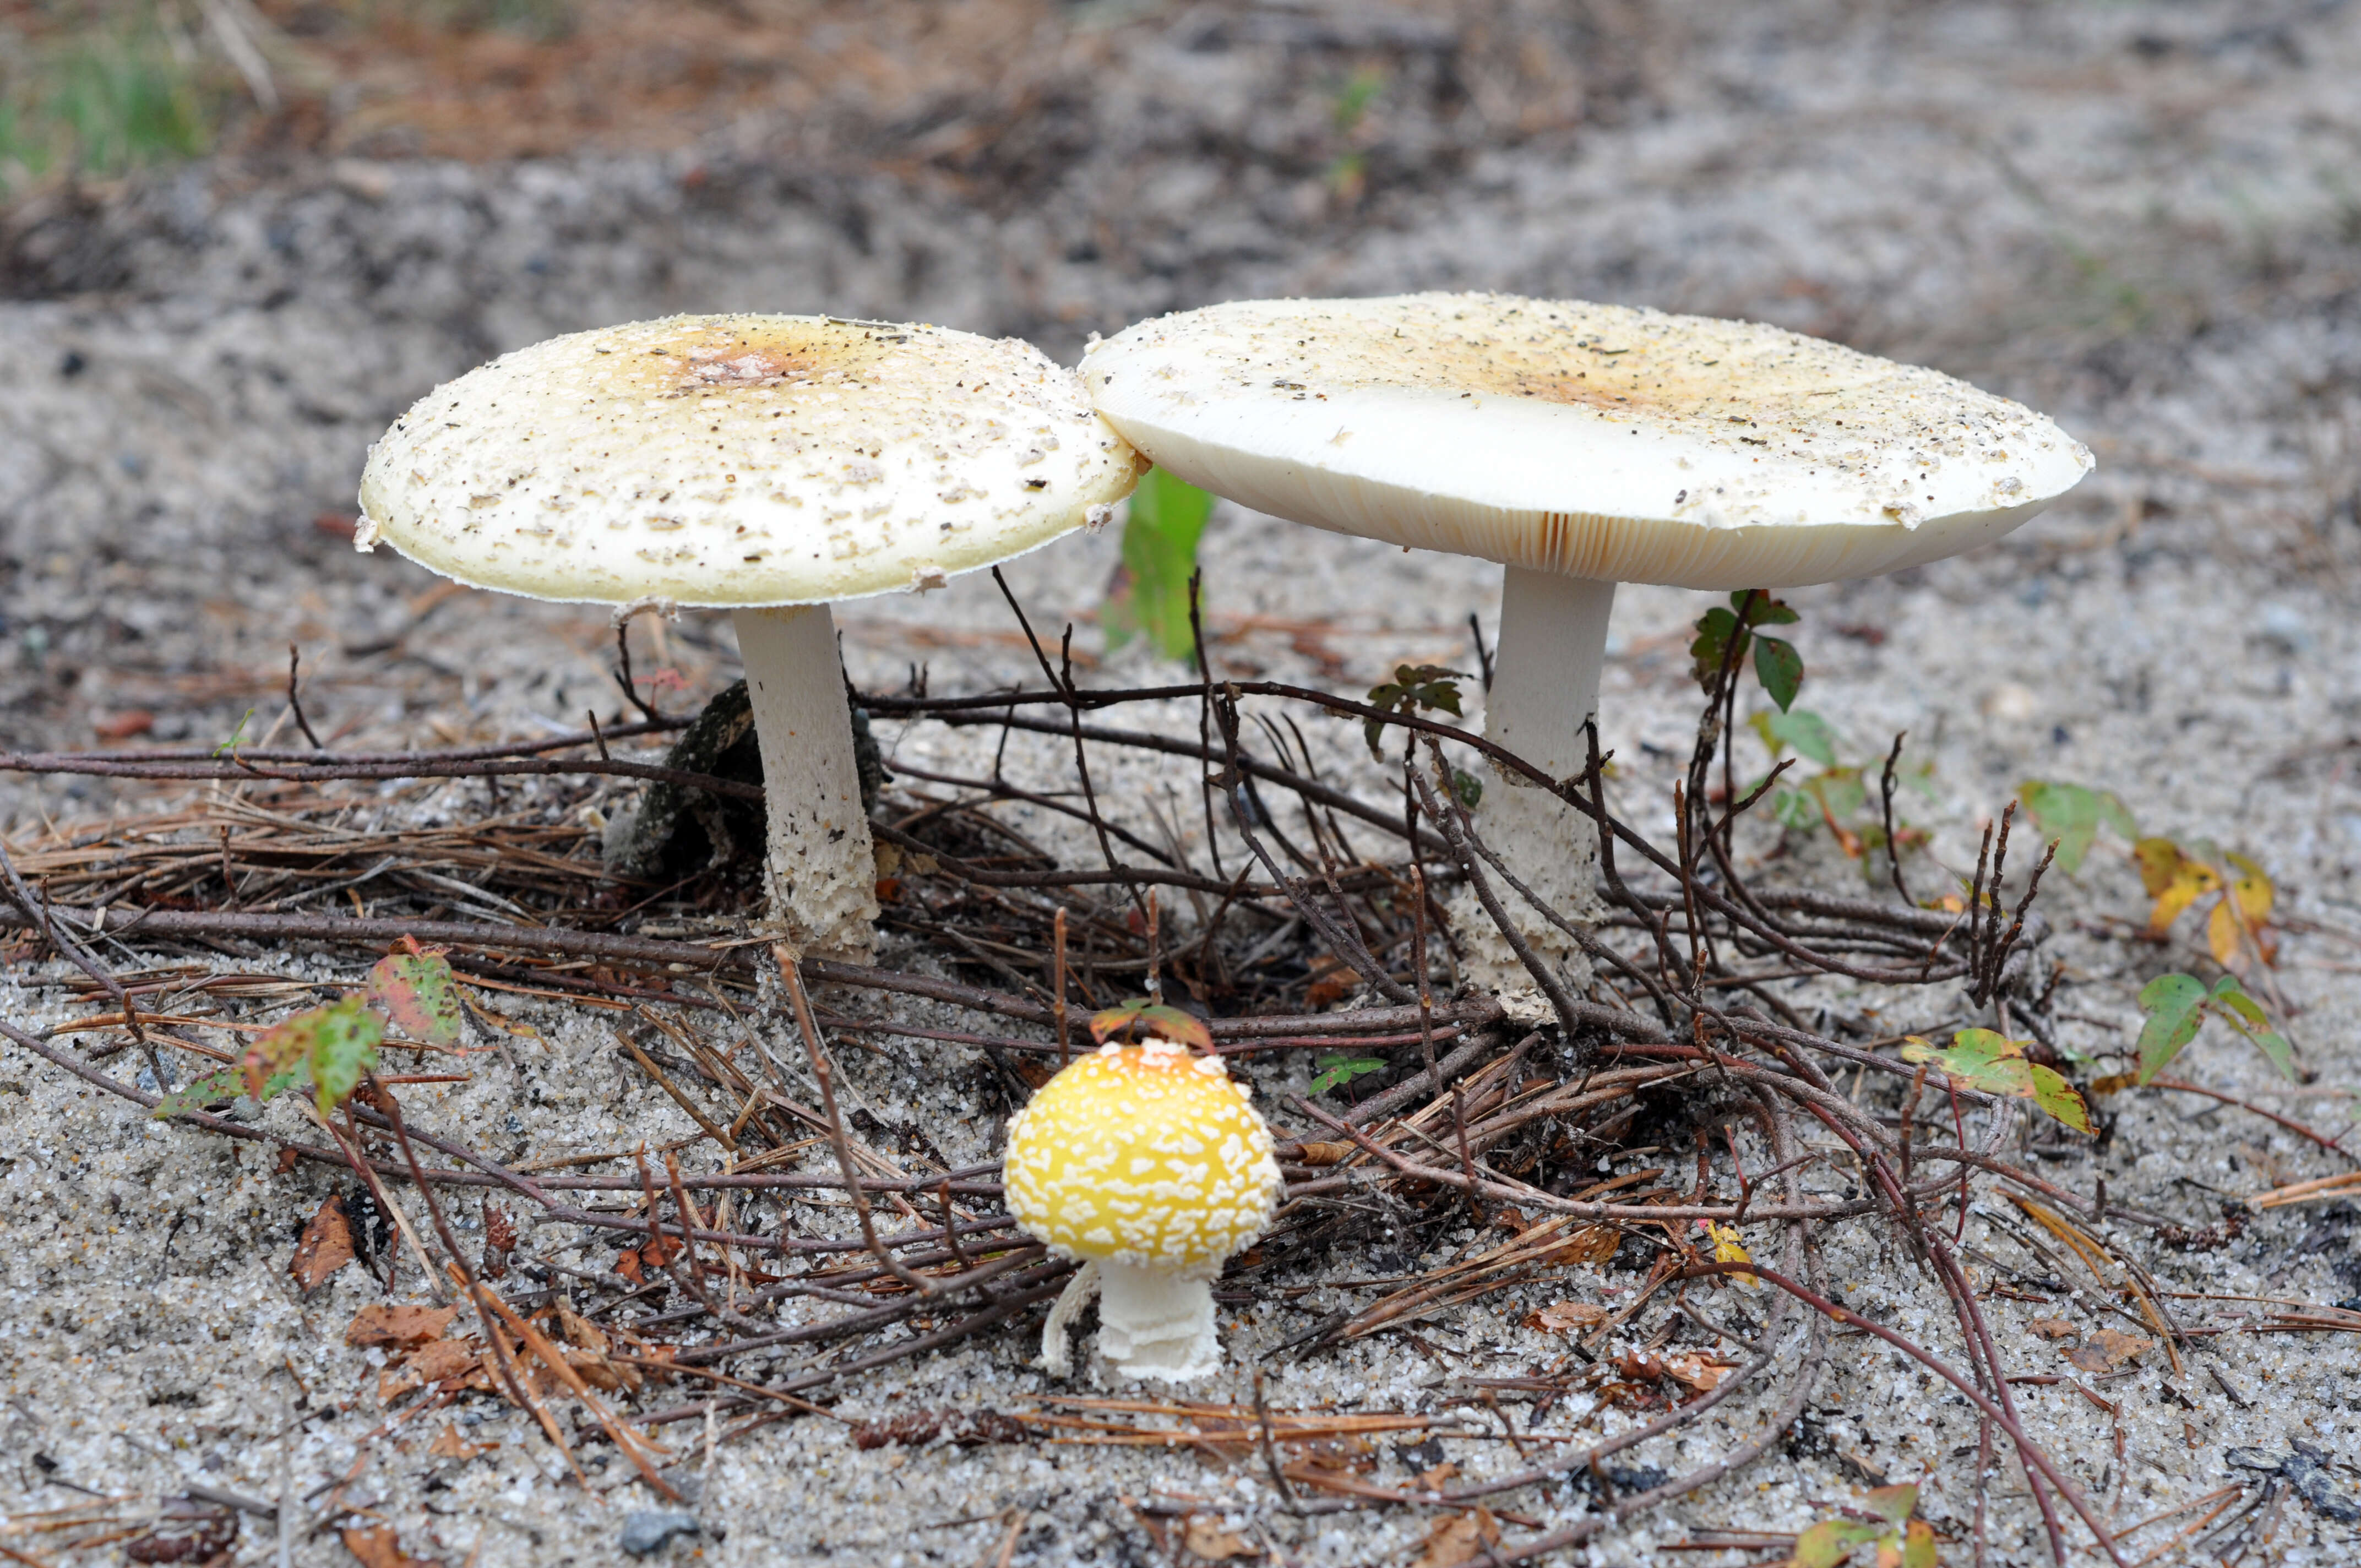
[358,314,1145,957]
[1082,292,2090,1009]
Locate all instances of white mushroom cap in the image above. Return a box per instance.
[1080,292,2091,589]
[358,313,1146,605]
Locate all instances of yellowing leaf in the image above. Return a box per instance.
[2136,837,2222,935]
[1901,1520,1938,1568]
[1900,1030,2092,1134]
[1699,1220,1759,1290]
[2207,898,2246,971]
[1864,1484,1919,1528]
[1793,1520,1882,1568]
[2226,853,2273,922]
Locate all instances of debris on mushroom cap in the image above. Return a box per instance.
[1081,292,2093,590]
[1003,1041,1281,1269]
[358,314,1148,607]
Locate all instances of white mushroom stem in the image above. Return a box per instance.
[1095,1260,1221,1382]
[732,604,882,960]
[1454,568,1616,996]
[1040,1260,1101,1377]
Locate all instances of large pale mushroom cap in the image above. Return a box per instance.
[1081,292,2092,589]
[1004,1043,1281,1270]
[358,314,1147,605]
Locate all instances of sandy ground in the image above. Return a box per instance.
[4,1,2361,1564]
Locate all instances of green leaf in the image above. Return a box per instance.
[1732,589,1800,627]
[1362,664,1468,758]
[2017,780,2099,874]
[2096,790,2139,841]
[1770,788,1818,831]
[2135,973,2209,1085]
[1754,635,1804,711]
[1749,709,1784,760]
[1900,1520,1938,1568]
[300,997,386,1115]
[365,950,463,1046]
[1103,467,1216,663]
[1809,770,1867,822]
[2207,980,2297,1081]
[1690,607,1745,692]
[1450,767,1483,809]
[1769,709,1839,767]
[150,1067,247,1120]
[1308,1054,1388,1096]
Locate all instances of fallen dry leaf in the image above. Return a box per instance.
[290,1195,357,1294]
[2064,1329,2152,1374]
[1660,1352,1738,1393]
[2027,1318,2080,1341]
[1416,1460,1460,1490]
[1182,1515,1257,1560]
[426,1424,498,1462]
[93,710,156,742]
[340,1525,440,1568]
[1525,1301,1611,1333]
[1413,1508,1502,1568]
[347,1304,459,1350]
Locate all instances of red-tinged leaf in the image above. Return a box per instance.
[1900,1519,1938,1568]
[290,1195,357,1294]
[366,950,464,1045]
[1089,998,1212,1049]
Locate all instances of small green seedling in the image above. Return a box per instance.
[1787,1482,1937,1568]
[1088,997,1213,1052]
[151,945,463,1121]
[212,707,254,758]
[2015,781,2137,875]
[2134,972,2294,1084]
[1103,467,1217,663]
[1901,1028,2093,1134]
[1308,1054,1388,1096]
[1692,590,1804,711]
[1363,664,1468,760]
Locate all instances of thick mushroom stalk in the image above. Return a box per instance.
[732,605,879,959]
[1451,568,1615,995]
[1081,291,2092,1004]
[1004,1041,1280,1384]
[353,312,1144,959]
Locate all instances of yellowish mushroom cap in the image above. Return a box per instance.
[1003,1042,1281,1269]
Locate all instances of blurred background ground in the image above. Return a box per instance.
[4,2,2361,1565]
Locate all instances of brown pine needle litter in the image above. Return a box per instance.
[3,577,2358,1568]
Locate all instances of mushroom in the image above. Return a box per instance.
[1003,1039,1281,1381]
[1080,291,2090,997]
[357,313,1146,959]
